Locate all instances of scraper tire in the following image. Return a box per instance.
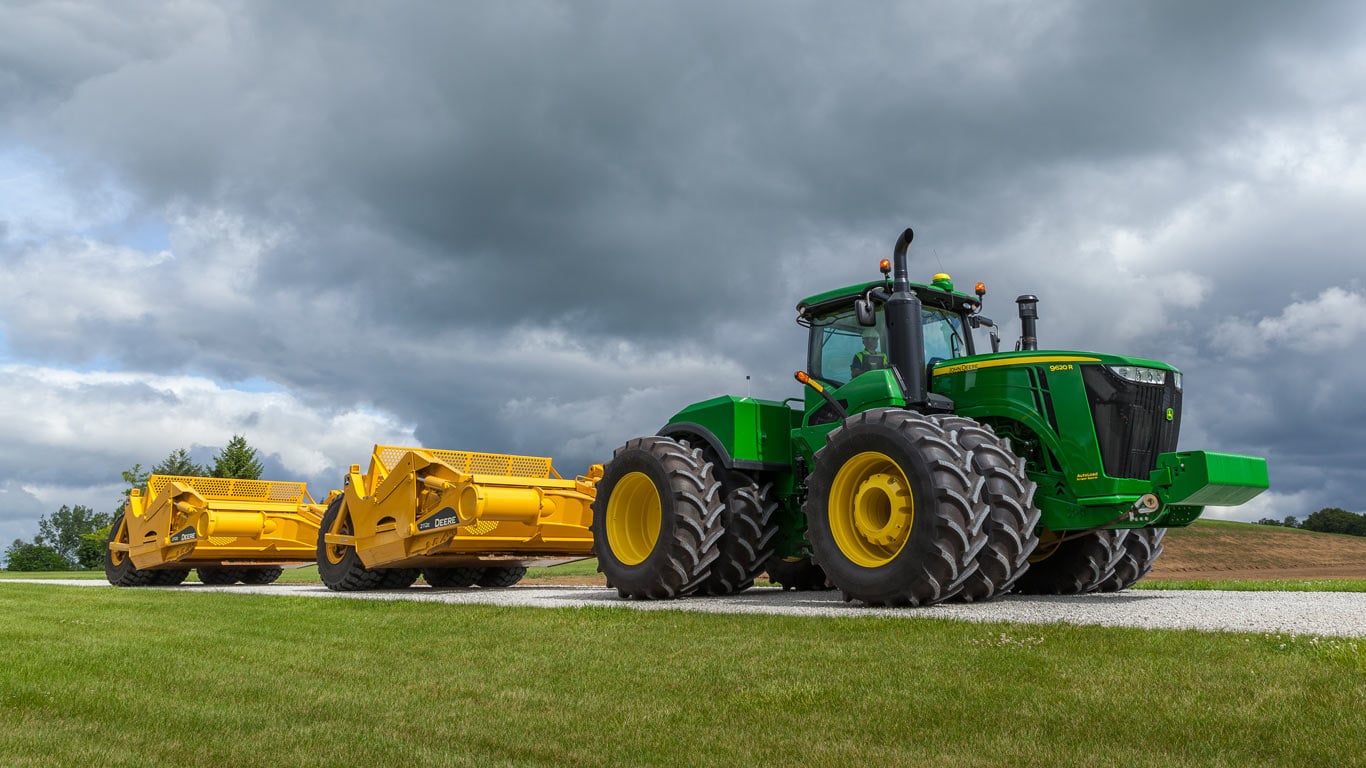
[239,567,284,585]
[197,567,239,585]
[317,496,389,591]
[151,569,191,586]
[105,513,155,587]
[476,566,527,588]
[423,567,484,588]
[376,569,419,589]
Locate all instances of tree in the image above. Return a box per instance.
[1282,515,1299,529]
[4,539,68,571]
[78,525,112,569]
[1255,517,1282,527]
[152,448,205,477]
[210,434,264,480]
[35,505,110,568]
[1299,507,1366,537]
[120,463,149,507]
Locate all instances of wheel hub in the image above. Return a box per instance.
[827,451,916,568]
[852,473,909,546]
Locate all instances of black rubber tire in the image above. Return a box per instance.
[374,569,418,589]
[423,567,484,588]
[105,513,155,587]
[1098,528,1167,592]
[699,480,780,596]
[238,567,284,585]
[805,408,988,607]
[150,569,191,586]
[763,555,831,591]
[934,416,1041,602]
[591,436,724,599]
[476,566,528,588]
[197,566,239,585]
[317,496,389,591]
[1013,529,1129,595]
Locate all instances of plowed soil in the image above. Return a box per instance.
[1147,520,1366,581]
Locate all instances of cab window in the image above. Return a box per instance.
[807,306,968,387]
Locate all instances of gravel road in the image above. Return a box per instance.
[13,579,1366,637]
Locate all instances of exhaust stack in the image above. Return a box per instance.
[1016,295,1039,351]
[887,228,927,407]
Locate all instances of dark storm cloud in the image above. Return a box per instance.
[1,1,1364,521]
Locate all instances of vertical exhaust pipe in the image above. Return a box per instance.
[1016,295,1039,351]
[886,228,927,407]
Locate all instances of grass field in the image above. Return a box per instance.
[1,584,1362,768]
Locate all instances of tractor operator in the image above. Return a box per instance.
[850,329,888,378]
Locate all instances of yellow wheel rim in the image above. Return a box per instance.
[325,506,353,566]
[828,451,915,567]
[109,517,129,567]
[606,471,662,566]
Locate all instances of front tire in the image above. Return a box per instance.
[1013,529,1128,594]
[934,416,1040,602]
[591,436,723,599]
[806,408,988,607]
[1098,528,1166,592]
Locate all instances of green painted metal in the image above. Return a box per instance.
[1151,451,1271,507]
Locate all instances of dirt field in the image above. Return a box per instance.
[1148,521,1366,580]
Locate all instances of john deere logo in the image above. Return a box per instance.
[1166,408,1175,421]
[417,508,459,532]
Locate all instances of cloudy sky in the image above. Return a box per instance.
[2,1,1363,551]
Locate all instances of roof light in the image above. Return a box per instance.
[879,259,891,276]
[975,282,986,298]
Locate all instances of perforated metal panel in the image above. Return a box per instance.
[146,475,309,504]
[372,446,554,478]
[459,520,499,536]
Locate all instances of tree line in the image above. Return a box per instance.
[3,435,266,571]
[1256,508,1366,537]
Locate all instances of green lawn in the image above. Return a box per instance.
[0,584,1361,768]
[0,558,602,584]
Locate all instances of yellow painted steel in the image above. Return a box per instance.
[326,445,601,569]
[931,355,1102,377]
[119,475,326,570]
[827,451,915,567]
[605,471,662,566]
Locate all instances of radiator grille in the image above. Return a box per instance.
[1081,366,1181,480]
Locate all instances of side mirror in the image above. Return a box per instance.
[855,298,876,327]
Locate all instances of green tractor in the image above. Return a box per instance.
[590,228,1268,606]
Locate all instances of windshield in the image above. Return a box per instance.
[807,306,967,387]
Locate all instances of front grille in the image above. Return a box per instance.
[1081,366,1181,480]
